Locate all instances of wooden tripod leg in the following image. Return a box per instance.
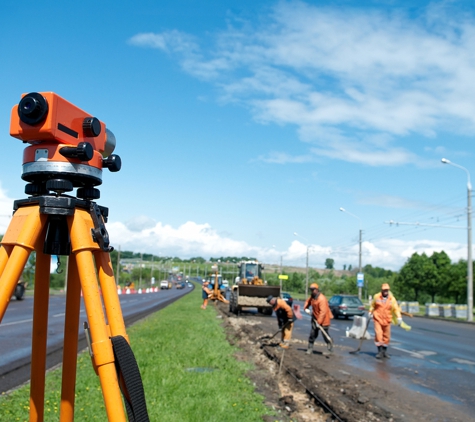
[59,257,81,422]
[94,251,127,340]
[70,208,127,422]
[29,250,51,422]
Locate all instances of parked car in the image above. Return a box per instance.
[282,292,293,307]
[328,294,365,319]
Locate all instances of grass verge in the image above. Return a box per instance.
[0,289,274,421]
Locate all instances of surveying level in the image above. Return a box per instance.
[0,92,148,421]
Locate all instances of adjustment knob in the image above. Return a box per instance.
[102,154,121,172]
[46,179,74,193]
[83,117,101,137]
[77,187,100,200]
[59,142,94,161]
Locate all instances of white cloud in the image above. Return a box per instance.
[0,183,13,234]
[129,1,475,166]
[358,194,429,209]
[0,177,466,271]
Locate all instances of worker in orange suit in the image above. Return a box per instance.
[368,283,402,359]
[266,295,294,349]
[201,280,212,309]
[304,283,333,354]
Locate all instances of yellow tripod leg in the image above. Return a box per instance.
[0,205,46,322]
[94,251,128,340]
[70,208,127,422]
[59,256,81,422]
[29,249,51,422]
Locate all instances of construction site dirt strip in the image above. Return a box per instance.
[216,302,471,422]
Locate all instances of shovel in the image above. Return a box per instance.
[312,319,334,351]
[349,317,372,354]
[257,320,292,342]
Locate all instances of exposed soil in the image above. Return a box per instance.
[216,302,471,422]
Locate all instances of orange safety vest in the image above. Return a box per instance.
[369,292,401,325]
[304,293,332,326]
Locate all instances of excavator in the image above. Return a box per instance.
[229,260,280,316]
[207,264,229,304]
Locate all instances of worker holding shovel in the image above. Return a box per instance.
[304,283,333,354]
[266,295,294,349]
[368,283,402,359]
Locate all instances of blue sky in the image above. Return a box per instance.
[1,0,474,270]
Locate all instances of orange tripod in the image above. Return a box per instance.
[0,195,148,421]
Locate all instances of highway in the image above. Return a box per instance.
[291,299,475,415]
[0,286,192,392]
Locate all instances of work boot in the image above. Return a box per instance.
[279,342,290,349]
[327,341,333,353]
[306,343,314,355]
[375,346,383,359]
[382,347,390,359]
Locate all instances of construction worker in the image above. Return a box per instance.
[201,280,212,309]
[304,283,333,354]
[368,283,402,359]
[266,295,294,349]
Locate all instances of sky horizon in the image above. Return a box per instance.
[1,0,474,272]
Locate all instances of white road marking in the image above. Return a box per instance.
[0,318,33,327]
[391,346,425,359]
[53,313,65,317]
[418,350,437,356]
[451,358,475,365]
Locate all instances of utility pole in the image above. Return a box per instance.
[340,208,363,300]
[139,253,143,288]
[305,246,309,295]
[441,158,473,321]
[116,246,121,286]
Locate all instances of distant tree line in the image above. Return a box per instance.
[267,250,471,305]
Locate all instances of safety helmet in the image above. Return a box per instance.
[381,283,390,290]
[309,283,319,290]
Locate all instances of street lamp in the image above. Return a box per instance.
[441,158,473,322]
[293,232,310,294]
[340,207,363,300]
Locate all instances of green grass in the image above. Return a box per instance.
[0,289,274,421]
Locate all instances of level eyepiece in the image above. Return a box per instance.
[18,92,48,125]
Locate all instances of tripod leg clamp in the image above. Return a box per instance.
[91,339,115,367]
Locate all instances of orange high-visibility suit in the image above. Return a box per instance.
[369,292,401,347]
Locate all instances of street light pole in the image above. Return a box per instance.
[442,158,473,322]
[340,207,363,300]
[294,232,310,294]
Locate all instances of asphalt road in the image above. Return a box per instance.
[0,285,192,392]
[290,299,475,415]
